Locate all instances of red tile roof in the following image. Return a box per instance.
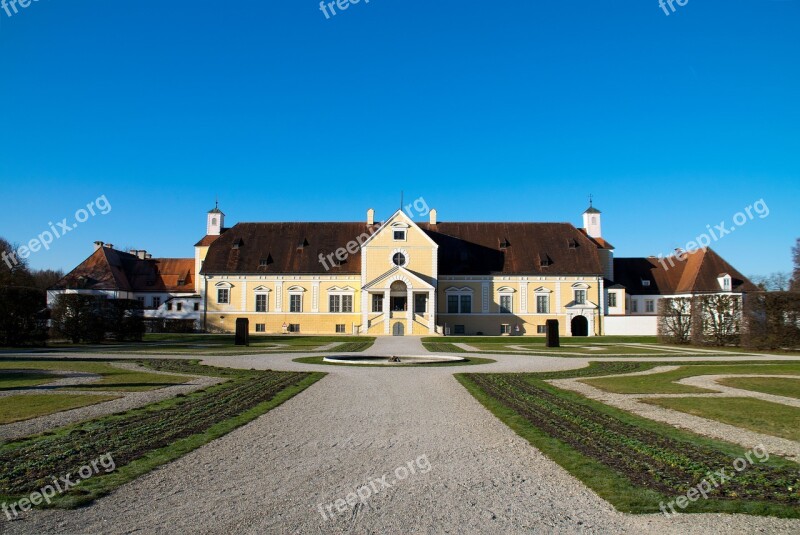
[51,247,195,293]
[200,221,604,276]
[612,248,757,295]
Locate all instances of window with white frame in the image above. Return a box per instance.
[372,294,383,313]
[393,229,406,241]
[256,293,268,312]
[537,325,547,334]
[536,295,550,313]
[290,294,302,313]
[329,294,353,313]
[500,324,511,334]
[335,324,346,333]
[607,292,617,308]
[574,289,586,305]
[152,296,161,308]
[645,299,655,313]
[217,288,229,304]
[499,295,512,314]
[446,288,473,314]
[255,324,265,332]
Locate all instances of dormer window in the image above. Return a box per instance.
[717,273,732,291]
[641,279,651,287]
[393,229,406,241]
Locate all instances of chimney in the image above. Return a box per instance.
[94,241,104,251]
[105,243,114,249]
[145,253,152,260]
[367,208,375,226]
[130,249,138,256]
[429,208,437,225]
[137,250,147,259]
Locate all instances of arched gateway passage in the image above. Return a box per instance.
[570,315,588,337]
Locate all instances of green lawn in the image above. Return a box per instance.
[0,370,61,390]
[583,363,800,394]
[0,359,324,510]
[0,360,190,391]
[0,394,119,424]
[718,377,800,400]
[641,397,800,442]
[457,362,800,517]
[65,334,378,355]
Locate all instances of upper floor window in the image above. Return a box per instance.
[446,287,473,314]
[608,292,617,308]
[392,252,406,266]
[152,296,161,308]
[256,294,268,312]
[631,300,639,313]
[574,289,586,305]
[329,294,353,313]
[645,299,655,313]
[290,294,303,313]
[217,289,229,304]
[536,294,549,314]
[499,295,512,314]
[393,229,406,241]
[372,294,383,313]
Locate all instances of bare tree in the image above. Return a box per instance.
[658,297,692,344]
[691,294,742,346]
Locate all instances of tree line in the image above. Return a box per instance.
[0,237,143,346]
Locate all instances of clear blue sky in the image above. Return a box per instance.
[1,0,798,277]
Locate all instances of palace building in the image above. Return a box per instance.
[49,202,756,337]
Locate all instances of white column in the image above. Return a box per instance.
[383,289,390,334]
[428,289,435,333]
[407,287,414,335]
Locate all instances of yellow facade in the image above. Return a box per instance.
[199,210,604,336]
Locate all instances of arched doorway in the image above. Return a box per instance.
[390,280,408,312]
[571,315,588,336]
[393,322,404,336]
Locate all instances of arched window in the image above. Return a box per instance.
[392,252,406,266]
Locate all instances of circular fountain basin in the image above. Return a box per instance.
[322,355,466,365]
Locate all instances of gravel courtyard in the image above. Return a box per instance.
[3,338,800,534]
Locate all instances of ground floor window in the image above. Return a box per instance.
[288,323,300,333]
[194,302,200,311]
[255,324,265,332]
[176,302,182,311]
[631,300,638,313]
[537,325,547,334]
[217,288,229,304]
[645,299,655,313]
[500,324,511,334]
[335,324,346,333]
[454,324,465,334]
[499,295,512,314]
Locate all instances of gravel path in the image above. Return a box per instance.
[0,363,224,441]
[0,340,798,534]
